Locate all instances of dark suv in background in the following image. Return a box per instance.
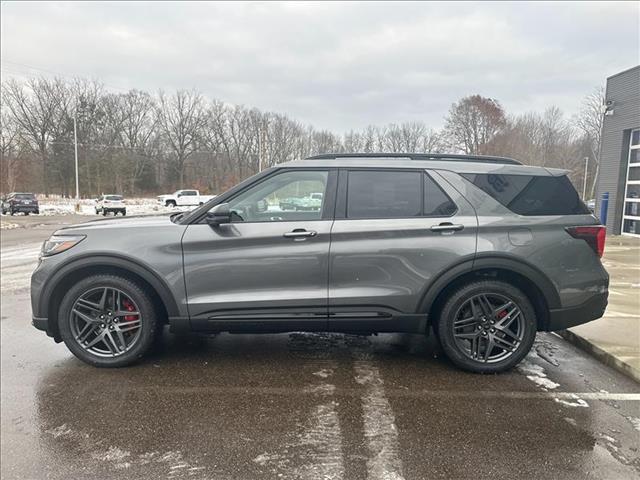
[2,192,39,215]
[30,154,608,372]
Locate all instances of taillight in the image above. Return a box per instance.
[566,226,606,258]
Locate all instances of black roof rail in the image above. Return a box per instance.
[304,153,522,165]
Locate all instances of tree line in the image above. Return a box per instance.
[0,76,604,198]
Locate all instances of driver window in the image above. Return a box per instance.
[226,170,328,222]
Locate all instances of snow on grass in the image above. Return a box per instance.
[2,196,195,217]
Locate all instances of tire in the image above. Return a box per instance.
[95,208,100,215]
[25,212,29,216]
[166,200,176,208]
[58,274,159,367]
[102,209,108,216]
[10,209,14,216]
[122,210,127,216]
[436,280,537,373]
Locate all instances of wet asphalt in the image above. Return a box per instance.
[1,218,639,480]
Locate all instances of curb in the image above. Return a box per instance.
[558,329,640,383]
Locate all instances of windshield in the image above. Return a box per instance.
[105,195,123,201]
[15,194,36,200]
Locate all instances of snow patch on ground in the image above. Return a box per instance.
[554,394,589,408]
[517,360,560,390]
[354,359,405,480]
[0,221,19,229]
[625,416,640,431]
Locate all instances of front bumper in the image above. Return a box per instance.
[545,292,609,331]
[32,316,62,342]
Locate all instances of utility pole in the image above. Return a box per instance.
[582,156,589,199]
[73,112,80,211]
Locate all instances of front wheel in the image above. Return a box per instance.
[58,274,159,367]
[436,280,537,373]
[166,201,176,208]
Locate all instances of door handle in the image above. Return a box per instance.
[430,222,464,233]
[283,229,318,238]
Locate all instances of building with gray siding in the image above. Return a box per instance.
[595,65,640,237]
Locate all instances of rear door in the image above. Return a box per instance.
[328,168,477,332]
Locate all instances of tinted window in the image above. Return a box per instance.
[424,174,457,216]
[462,173,590,215]
[15,194,35,200]
[183,191,197,196]
[106,195,123,201]
[227,170,328,222]
[347,170,421,218]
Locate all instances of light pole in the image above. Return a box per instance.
[582,156,589,200]
[73,112,80,211]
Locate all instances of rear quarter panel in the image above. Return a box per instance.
[438,170,608,309]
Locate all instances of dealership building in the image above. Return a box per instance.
[595,65,640,237]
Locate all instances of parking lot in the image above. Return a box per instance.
[1,215,639,480]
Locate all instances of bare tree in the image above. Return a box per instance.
[0,108,21,192]
[2,77,69,194]
[574,86,605,197]
[444,95,506,154]
[157,90,207,188]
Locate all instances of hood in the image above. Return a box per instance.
[56,213,177,233]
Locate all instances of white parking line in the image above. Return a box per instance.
[354,360,405,480]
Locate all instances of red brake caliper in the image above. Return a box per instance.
[122,299,137,322]
[497,310,508,320]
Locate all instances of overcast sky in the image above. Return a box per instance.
[1,1,638,131]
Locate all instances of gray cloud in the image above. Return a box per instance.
[1,1,638,130]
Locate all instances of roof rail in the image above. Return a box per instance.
[304,153,522,165]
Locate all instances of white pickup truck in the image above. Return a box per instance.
[157,189,215,207]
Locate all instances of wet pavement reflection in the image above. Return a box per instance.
[2,290,639,480]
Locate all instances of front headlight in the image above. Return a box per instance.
[41,235,86,257]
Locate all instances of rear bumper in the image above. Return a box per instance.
[545,292,608,331]
[10,205,39,212]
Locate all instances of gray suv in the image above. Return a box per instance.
[30,154,609,372]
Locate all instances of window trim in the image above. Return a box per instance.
[335,167,458,221]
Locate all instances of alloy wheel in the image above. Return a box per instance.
[69,287,143,357]
[452,293,525,363]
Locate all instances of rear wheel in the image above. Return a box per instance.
[436,280,536,373]
[58,274,158,367]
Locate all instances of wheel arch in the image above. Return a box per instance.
[41,255,181,341]
[419,256,560,332]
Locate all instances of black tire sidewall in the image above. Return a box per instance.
[58,274,157,367]
[437,280,537,373]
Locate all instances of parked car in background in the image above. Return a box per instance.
[31,153,608,372]
[279,192,323,211]
[1,192,39,215]
[95,195,126,216]
[157,189,215,207]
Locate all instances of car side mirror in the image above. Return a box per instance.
[205,203,232,226]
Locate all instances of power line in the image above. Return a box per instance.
[0,59,131,92]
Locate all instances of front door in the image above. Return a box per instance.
[182,169,335,332]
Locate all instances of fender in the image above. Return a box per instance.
[39,253,182,320]
[417,253,561,315]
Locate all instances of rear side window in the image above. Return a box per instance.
[424,174,457,216]
[347,170,421,218]
[462,173,590,215]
